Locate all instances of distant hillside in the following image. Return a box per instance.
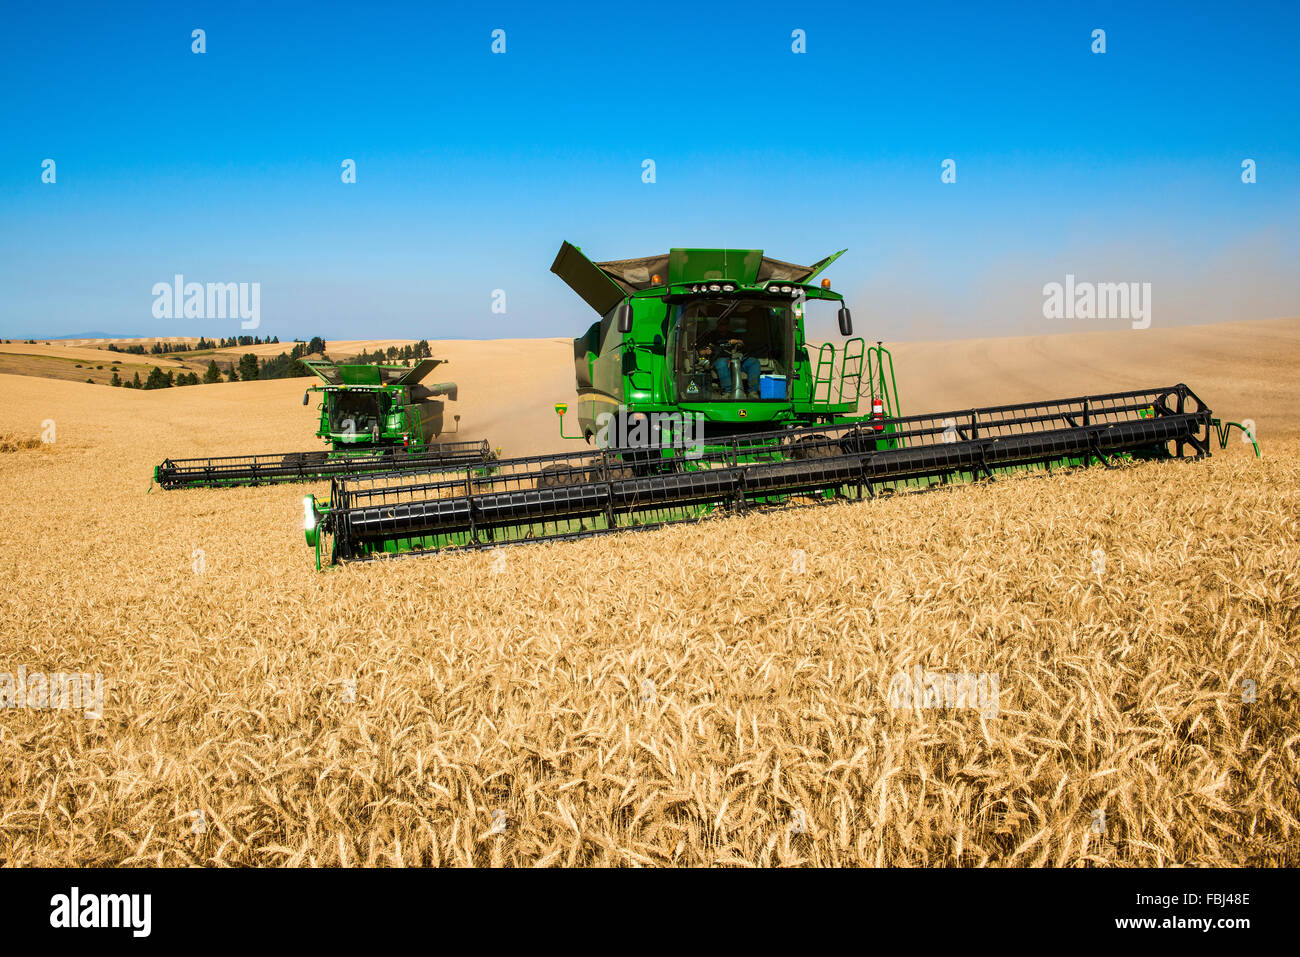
[42,331,145,340]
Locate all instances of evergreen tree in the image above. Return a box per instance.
[204,359,221,383]
[258,352,311,379]
[238,353,260,380]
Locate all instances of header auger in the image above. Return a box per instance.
[299,243,1228,567]
[155,357,493,490]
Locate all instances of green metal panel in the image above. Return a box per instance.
[551,241,627,316]
[667,248,765,284]
[801,249,847,283]
[396,358,440,385]
[338,365,382,385]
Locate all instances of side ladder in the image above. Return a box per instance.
[811,338,868,407]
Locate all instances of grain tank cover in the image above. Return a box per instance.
[304,358,443,387]
[551,242,628,316]
[552,241,848,315]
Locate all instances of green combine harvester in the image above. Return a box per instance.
[155,358,491,489]
[300,242,1249,568]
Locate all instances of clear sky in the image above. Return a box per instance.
[2,0,1297,343]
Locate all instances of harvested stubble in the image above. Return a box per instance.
[1,377,1298,867]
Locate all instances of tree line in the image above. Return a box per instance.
[91,336,428,390]
[112,336,330,389]
[107,335,283,355]
[112,368,203,389]
[350,340,433,364]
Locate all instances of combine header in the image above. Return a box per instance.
[155,357,492,489]
[302,384,1214,566]
[300,243,1230,567]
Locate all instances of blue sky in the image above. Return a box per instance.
[2,0,1297,342]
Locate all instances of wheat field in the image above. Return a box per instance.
[1,341,1298,866]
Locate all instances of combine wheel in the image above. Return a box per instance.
[281,451,328,468]
[538,464,590,488]
[834,427,876,456]
[595,463,636,481]
[787,434,841,460]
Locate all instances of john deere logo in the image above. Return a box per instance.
[739,409,747,418]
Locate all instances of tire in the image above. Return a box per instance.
[538,464,590,488]
[787,435,840,460]
[282,451,329,469]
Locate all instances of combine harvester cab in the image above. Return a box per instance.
[554,241,895,441]
[301,243,1221,567]
[155,357,492,489]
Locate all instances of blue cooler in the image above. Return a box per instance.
[759,374,787,399]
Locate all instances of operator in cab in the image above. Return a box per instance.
[697,315,761,399]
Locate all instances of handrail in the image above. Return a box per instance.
[812,343,836,405]
[1212,418,1261,458]
[866,341,901,419]
[838,337,866,406]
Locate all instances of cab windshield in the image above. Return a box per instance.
[673,299,793,401]
[329,390,388,437]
